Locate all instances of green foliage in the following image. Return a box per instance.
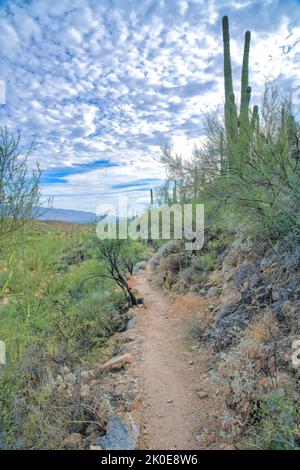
[222,15,254,162]
[222,15,238,147]
[157,16,300,241]
[198,252,216,271]
[149,14,300,450]
[0,221,148,448]
[250,388,300,450]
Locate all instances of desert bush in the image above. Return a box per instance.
[212,338,277,436]
[159,252,188,274]
[0,222,147,449]
[3,365,108,449]
[249,388,300,450]
[187,309,214,340]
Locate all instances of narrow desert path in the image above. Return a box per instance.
[130,269,208,450]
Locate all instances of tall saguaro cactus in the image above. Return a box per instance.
[222,15,258,171]
[222,16,237,144]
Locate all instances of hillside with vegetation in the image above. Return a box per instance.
[0,219,148,449]
[146,16,300,449]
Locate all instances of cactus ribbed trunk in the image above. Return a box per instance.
[194,168,197,198]
[222,15,237,148]
[220,131,226,174]
[240,31,251,126]
[221,15,260,173]
[223,16,234,101]
[173,180,177,203]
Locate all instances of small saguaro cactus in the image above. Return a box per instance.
[173,180,177,203]
[251,104,259,130]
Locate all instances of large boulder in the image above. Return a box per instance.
[96,414,139,450]
[149,240,182,271]
[132,261,148,273]
[159,252,188,274]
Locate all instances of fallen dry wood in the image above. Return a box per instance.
[100,353,133,371]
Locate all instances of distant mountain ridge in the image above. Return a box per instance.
[33,207,97,224]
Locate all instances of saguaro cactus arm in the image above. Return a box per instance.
[240,31,251,124]
[150,188,154,205]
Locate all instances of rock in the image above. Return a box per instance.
[133,261,148,273]
[100,353,133,371]
[222,264,235,282]
[272,289,289,303]
[197,391,208,399]
[128,397,142,411]
[206,287,218,298]
[62,433,83,449]
[260,255,276,268]
[214,300,239,321]
[97,414,139,450]
[80,384,90,397]
[167,399,173,404]
[126,318,136,329]
[234,263,260,291]
[159,253,188,274]
[90,445,102,450]
[151,272,166,286]
[205,298,254,351]
[86,423,99,436]
[150,240,182,271]
[204,434,217,445]
[80,370,95,382]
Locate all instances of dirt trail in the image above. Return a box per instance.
[128,269,219,450]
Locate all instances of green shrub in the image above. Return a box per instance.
[250,388,300,450]
[0,221,147,449]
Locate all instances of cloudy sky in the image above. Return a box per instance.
[0,0,299,213]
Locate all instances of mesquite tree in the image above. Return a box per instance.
[79,239,138,306]
[0,127,40,240]
[0,127,41,241]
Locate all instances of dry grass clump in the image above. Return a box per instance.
[244,313,279,344]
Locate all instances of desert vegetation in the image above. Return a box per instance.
[0,217,148,448]
[0,130,148,448]
[1,12,300,451]
[148,16,300,449]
